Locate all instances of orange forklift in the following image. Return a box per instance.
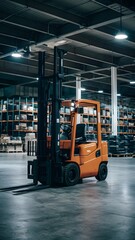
[28,48,108,187]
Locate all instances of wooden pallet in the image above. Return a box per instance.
[109,153,133,157]
[126,153,134,157]
[5,150,23,153]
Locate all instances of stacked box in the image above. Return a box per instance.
[108,135,126,155]
[127,135,135,154]
[102,134,109,141]
[0,136,23,152]
[109,135,135,154]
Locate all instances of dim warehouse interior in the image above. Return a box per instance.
[0,1,135,240]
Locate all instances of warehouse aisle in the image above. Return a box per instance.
[0,153,135,240]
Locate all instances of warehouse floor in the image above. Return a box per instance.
[0,153,135,240]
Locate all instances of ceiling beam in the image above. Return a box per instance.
[68,34,135,59]
[92,0,135,12]
[0,12,57,36]
[1,1,135,62]
[0,60,37,77]
[0,35,25,48]
[8,0,134,29]
[0,24,36,42]
[61,44,116,65]
[65,53,101,69]
[97,26,135,45]
[8,0,83,26]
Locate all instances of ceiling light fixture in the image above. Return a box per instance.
[56,39,66,44]
[47,39,67,49]
[81,87,86,91]
[117,93,121,96]
[11,52,22,58]
[130,81,135,84]
[115,2,128,40]
[115,32,128,40]
[98,90,103,93]
[55,40,67,46]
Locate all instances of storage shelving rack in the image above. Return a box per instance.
[0,97,38,138]
[117,107,135,135]
[0,97,134,138]
[60,105,98,137]
[100,107,112,134]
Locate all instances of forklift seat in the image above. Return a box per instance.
[76,123,86,143]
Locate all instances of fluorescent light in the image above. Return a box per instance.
[130,81,135,84]
[115,4,128,40]
[11,52,22,58]
[81,88,86,91]
[36,77,39,80]
[55,40,67,46]
[98,90,103,93]
[115,32,128,40]
[117,93,121,96]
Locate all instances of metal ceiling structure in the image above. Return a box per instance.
[0,0,135,98]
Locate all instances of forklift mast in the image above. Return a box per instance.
[51,47,65,185]
[28,47,66,186]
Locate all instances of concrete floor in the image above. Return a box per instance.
[0,153,135,240]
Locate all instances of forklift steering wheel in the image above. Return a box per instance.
[60,124,72,140]
[61,124,72,134]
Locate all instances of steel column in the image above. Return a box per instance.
[37,51,50,184]
[51,47,65,185]
[76,75,81,100]
[111,66,117,136]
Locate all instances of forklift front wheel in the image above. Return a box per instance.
[64,163,80,186]
[95,163,108,181]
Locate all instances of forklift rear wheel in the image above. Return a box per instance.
[64,163,80,186]
[95,163,108,181]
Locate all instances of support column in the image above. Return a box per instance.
[111,66,117,136]
[76,75,81,123]
[76,75,81,100]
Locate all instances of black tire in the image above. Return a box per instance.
[64,163,80,186]
[95,163,108,181]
